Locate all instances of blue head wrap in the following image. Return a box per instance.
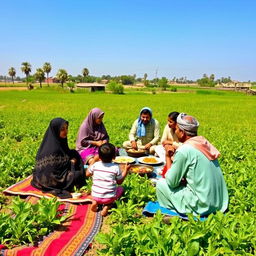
[137,107,152,137]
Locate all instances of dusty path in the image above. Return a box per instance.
[0,87,27,91]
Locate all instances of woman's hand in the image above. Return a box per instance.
[95,140,105,147]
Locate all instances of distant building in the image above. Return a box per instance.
[45,77,58,83]
[76,83,106,92]
[217,81,251,90]
[101,79,109,84]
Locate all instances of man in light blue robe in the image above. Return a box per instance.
[156,113,228,216]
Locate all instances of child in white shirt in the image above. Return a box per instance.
[86,143,129,216]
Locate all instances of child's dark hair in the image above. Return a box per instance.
[168,111,180,122]
[99,143,116,163]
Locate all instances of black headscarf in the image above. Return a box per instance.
[31,118,85,198]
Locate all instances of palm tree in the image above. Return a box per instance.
[8,67,16,84]
[43,62,52,86]
[21,62,32,88]
[34,68,45,88]
[82,68,89,82]
[56,69,68,87]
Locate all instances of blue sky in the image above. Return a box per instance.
[0,0,255,81]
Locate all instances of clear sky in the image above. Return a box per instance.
[0,0,255,81]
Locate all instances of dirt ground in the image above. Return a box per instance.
[0,87,27,91]
[86,215,110,255]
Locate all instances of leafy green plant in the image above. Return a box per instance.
[107,81,124,94]
[0,197,68,248]
[0,88,256,254]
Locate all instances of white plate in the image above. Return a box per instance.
[137,156,162,165]
[113,156,136,164]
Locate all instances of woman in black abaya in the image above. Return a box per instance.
[31,118,86,198]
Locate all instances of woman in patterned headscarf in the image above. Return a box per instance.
[31,118,86,199]
[76,108,109,165]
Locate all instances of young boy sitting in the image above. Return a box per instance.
[86,143,129,216]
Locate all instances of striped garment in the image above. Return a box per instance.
[88,161,122,198]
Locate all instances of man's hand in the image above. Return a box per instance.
[164,145,176,156]
[162,140,173,146]
[144,143,152,150]
[131,141,137,150]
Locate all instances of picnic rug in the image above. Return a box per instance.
[3,175,92,203]
[143,201,207,221]
[1,177,103,256]
[0,196,102,256]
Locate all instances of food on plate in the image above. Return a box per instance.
[114,156,134,164]
[126,148,147,157]
[129,166,153,174]
[141,157,159,164]
[127,149,145,153]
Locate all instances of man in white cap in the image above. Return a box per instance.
[156,113,228,216]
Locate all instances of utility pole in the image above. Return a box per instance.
[155,67,158,79]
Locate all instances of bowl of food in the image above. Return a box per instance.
[71,192,82,199]
[129,164,154,176]
[126,148,147,157]
[113,156,136,164]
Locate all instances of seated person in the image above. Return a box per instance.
[76,108,109,165]
[31,118,86,199]
[156,113,229,216]
[86,143,129,216]
[155,111,180,163]
[123,107,160,154]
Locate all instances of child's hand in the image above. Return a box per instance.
[125,163,131,171]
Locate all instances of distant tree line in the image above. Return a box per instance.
[2,62,252,88]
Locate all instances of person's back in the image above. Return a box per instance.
[166,144,228,215]
[86,143,128,216]
[90,161,121,199]
[157,113,228,216]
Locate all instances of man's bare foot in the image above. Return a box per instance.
[91,200,98,212]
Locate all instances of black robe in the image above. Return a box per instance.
[31,118,86,198]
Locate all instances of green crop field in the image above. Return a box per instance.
[0,88,256,254]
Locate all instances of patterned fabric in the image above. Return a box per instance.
[0,196,102,256]
[88,161,122,198]
[4,176,92,203]
[35,155,70,170]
